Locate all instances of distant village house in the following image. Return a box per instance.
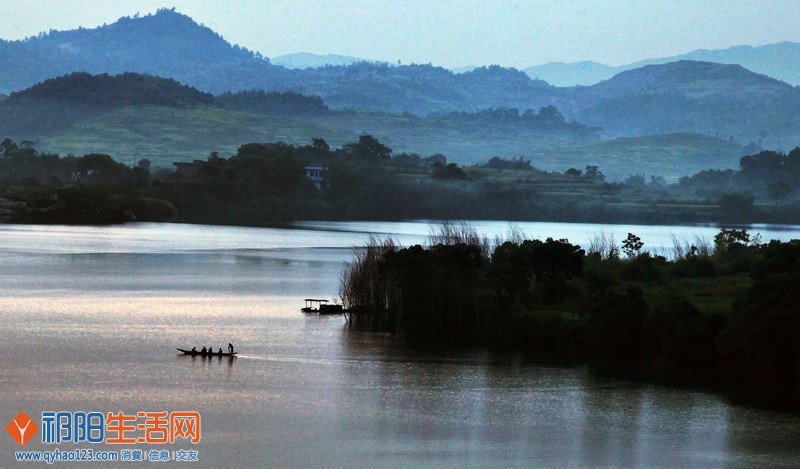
[168,153,328,190]
[304,165,327,190]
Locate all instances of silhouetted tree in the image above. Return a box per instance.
[343,135,392,160]
[311,137,330,153]
[622,233,644,258]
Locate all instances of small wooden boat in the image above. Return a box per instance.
[301,298,328,312]
[177,348,238,357]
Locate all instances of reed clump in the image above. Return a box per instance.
[339,236,399,331]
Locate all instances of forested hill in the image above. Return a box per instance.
[0,8,557,114]
[0,72,608,175]
[289,63,555,115]
[526,41,800,87]
[7,72,214,107]
[0,72,217,137]
[0,8,292,95]
[581,61,793,101]
[215,90,328,116]
[564,61,800,142]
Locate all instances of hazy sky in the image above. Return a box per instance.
[1,0,799,68]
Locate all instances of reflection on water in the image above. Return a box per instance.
[1,222,800,467]
[337,330,745,468]
[179,354,237,373]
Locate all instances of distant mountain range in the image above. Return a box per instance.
[270,43,800,88]
[0,9,556,115]
[562,61,800,145]
[525,42,800,86]
[0,71,747,180]
[2,8,799,176]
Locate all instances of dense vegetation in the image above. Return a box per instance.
[675,148,800,198]
[7,72,214,107]
[215,90,328,116]
[340,225,800,412]
[2,136,800,225]
[157,138,800,225]
[426,106,595,133]
[0,72,214,136]
[0,139,175,223]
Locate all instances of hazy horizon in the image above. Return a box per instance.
[0,0,799,69]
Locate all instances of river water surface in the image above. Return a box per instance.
[2,221,800,468]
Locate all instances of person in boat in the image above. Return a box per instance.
[200,346,206,355]
[191,346,197,353]
[218,347,223,355]
[228,343,234,354]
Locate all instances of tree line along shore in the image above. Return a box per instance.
[2,136,800,226]
[340,224,800,413]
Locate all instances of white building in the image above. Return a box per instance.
[304,165,326,190]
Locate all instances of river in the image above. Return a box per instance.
[1,221,800,468]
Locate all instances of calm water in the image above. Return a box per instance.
[2,221,800,468]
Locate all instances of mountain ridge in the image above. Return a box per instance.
[0,70,750,180]
[563,61,800,143]
[525,41,800,86]
[2,10,800,158]
[0,9,558,115]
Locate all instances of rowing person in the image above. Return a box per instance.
[191,346,197,353]
[200,346,207,355]
[228,343,234,354]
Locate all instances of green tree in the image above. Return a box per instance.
[1,138,19,157]
[423,154,447,166]
[622,233,644,258]
[311,138,330,153]
[538,105,565,123]
[343,135,392,160]
[624,174,645,190]
[584,165,605,182]
[713,228,750,255]
[75,153,129,179]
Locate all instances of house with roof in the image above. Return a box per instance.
[304,164,327,190]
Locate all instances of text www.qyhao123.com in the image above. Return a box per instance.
[15,448,199,464]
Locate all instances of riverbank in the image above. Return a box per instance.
[5,138,800,227]
[340,226,800,413]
